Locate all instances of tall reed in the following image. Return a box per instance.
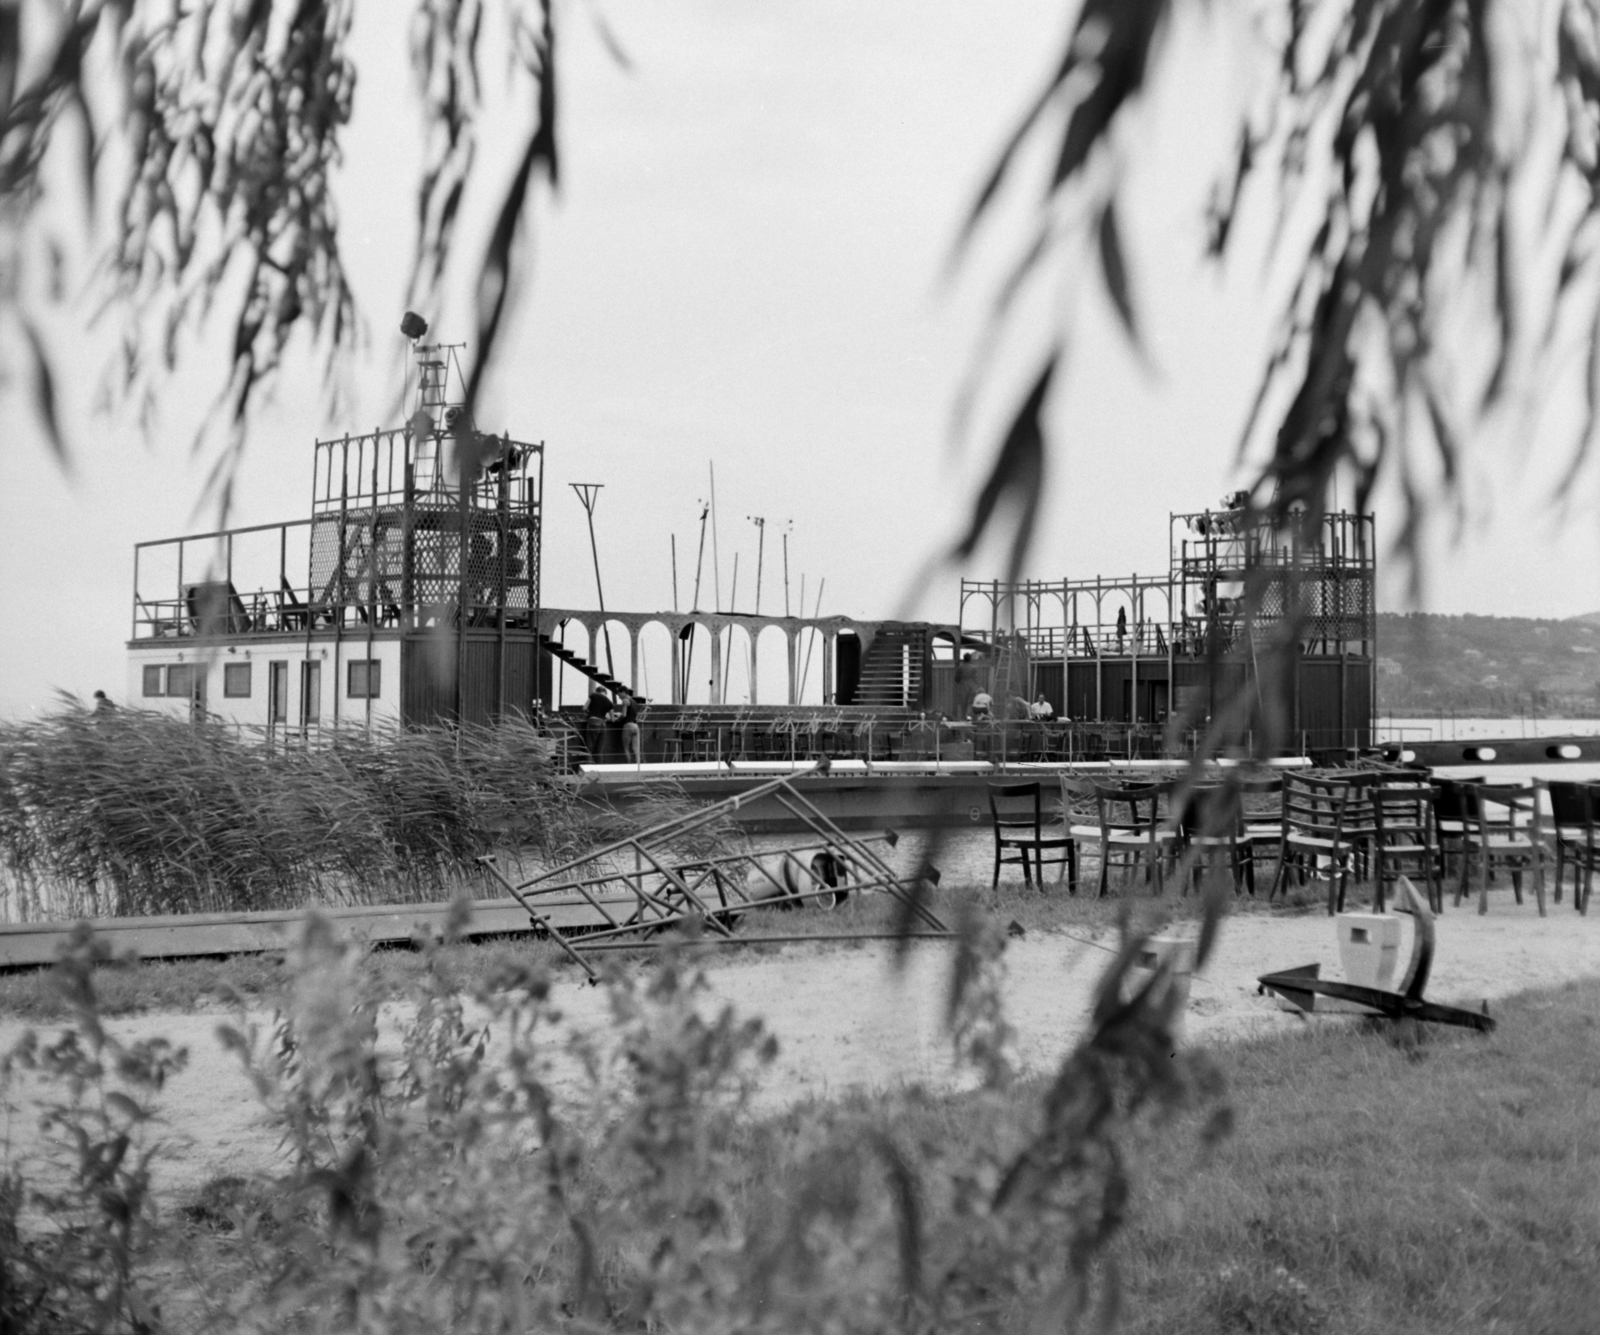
[0,701,603,920]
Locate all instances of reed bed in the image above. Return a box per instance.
[0,702,650,921]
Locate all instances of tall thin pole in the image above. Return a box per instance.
[691,503,708,611]
[671,534,679,613]
[782,527,791,618]
[709,462,722,613]
[799,577,825,701]
[748,515,765,616]
[685,502,709,698]
[570,483,615,681]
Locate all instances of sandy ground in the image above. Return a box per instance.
[3,901,1599,1199]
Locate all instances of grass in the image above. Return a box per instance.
[1113,982,1600,1333]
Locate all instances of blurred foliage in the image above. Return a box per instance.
[2,912,1227,1333]
[958,1,1600,589]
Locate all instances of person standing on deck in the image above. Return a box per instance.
[584,686,612,761]
[622,696,648,763]
[1030,693,1054,721]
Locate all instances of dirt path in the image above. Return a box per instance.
[4,903,1597,1198]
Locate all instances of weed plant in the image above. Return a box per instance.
[0,702,705,922]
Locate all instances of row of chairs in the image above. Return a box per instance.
[988,771,1600,915]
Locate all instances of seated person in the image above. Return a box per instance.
[1030,693,1055,721]
[969,690,994,722]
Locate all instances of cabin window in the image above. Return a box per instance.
[165,664,195,699]
[224,663,252,698]
[141,665,163,697]
[348,659,382,699]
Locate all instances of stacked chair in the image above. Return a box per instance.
[1541,780,1599,914]
[1086,779,1179,897]
[1270,771,1377,914]
[1453,783,1547,915]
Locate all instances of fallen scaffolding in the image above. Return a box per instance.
[478,768,948,981]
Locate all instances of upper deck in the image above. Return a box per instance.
[132,413,544,644]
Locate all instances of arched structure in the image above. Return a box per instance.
[533,608,928,708]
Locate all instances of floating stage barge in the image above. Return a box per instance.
[126,342,1379,779]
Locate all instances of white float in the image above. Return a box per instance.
[1335,912,1402,990]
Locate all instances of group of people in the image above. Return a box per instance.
[968,691,1061,724]
[584,686,649,762]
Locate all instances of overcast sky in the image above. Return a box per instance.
[2,1,1597,717]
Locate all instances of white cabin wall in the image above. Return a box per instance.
[126,636,401,733]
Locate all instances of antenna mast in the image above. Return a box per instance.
[570,483,615,682]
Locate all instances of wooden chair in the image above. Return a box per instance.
[987,782,1076,891]
[1431,776,1483,884]
[1173,781,1254,895]
[1539,780,1596,915]
[1238,773,1285,867]
[1270,771,1376,914]
[1454,783,1546,916]
[1370,783,1441,912]
[1088,780,1178,897]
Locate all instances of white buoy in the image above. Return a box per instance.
[1335,912,1402,990]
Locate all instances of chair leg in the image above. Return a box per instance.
[1097,849,1110,898]
[992,842,1001,891]
[1269,845,1288,901]
[1510,869,1523,905]
[1478,847,1490,916]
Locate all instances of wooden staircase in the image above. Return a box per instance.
[538,633,635,699]
[853,624,929,707]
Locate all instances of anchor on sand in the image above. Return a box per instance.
[1257,875,1497,1033]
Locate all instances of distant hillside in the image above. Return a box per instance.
[1375,613,1600,716]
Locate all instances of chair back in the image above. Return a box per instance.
[1281,771,1369,841]
[1544,779,1595,829]
[1371,784,1438,844]
[1470,782,1539,836]
[1093,781,1171,839]
[1433,776,1484,824]
[1172,782,1243,840]
[988,781,1044,838]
